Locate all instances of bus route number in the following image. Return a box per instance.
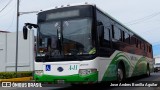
[69,65,78,70]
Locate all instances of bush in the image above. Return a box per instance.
[0,71,33,79]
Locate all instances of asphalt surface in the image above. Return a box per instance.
[1,72,160,90]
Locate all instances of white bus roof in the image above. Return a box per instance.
[39,2,95,13]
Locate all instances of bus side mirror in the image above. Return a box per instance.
[23,26,28,40]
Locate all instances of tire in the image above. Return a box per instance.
[145,65,150,77]
[117,64,125,82]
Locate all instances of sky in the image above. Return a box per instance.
[0,0,160,57]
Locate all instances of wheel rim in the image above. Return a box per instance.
[118,68,123,81]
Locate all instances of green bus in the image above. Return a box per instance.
[23,4,154,84]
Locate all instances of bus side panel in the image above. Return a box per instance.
[99,51,154,82]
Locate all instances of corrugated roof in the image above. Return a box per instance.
[0,30,10,33]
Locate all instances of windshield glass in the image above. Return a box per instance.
[37,18,94,61]
[63,19,93,55]
[38,21,61,57]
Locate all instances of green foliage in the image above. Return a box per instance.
[0,71,33,79]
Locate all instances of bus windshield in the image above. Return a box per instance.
[37,18,94,61]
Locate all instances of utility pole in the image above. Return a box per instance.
[15,0,19,77]
[15,0,38,77]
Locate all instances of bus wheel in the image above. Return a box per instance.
[117,65,124,82]
[145,65,150,77]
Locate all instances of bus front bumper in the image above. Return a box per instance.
[34,72,98,84]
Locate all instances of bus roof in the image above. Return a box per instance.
[39,2,95,13]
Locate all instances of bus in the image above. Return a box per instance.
[23,4,154,84]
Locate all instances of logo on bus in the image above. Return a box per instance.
[46,65,51,71]
[69,65,78,70]
[57,67,64,72]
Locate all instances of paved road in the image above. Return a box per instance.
[1,72,160,90]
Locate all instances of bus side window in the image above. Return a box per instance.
[97,21,104,46]
[111,25,114,38]
[103,28,111,47]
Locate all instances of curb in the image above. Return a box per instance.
[0,77,33,82]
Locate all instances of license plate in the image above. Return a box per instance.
[57,80,65,84]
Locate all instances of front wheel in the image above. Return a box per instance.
[145,65,150,77]
[117,65,125,82]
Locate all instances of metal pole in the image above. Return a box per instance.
[15,0,19,77]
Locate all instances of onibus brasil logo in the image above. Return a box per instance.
[1,82,42,87]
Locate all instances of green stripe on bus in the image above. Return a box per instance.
[102,52,131,81]
[132,57,147,76]
[102,52,148,81]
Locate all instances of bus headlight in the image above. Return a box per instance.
[79,69,97,76]
[35,70,43,76]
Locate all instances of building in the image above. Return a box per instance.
[0,30,9,33]
[0,30,34,72]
